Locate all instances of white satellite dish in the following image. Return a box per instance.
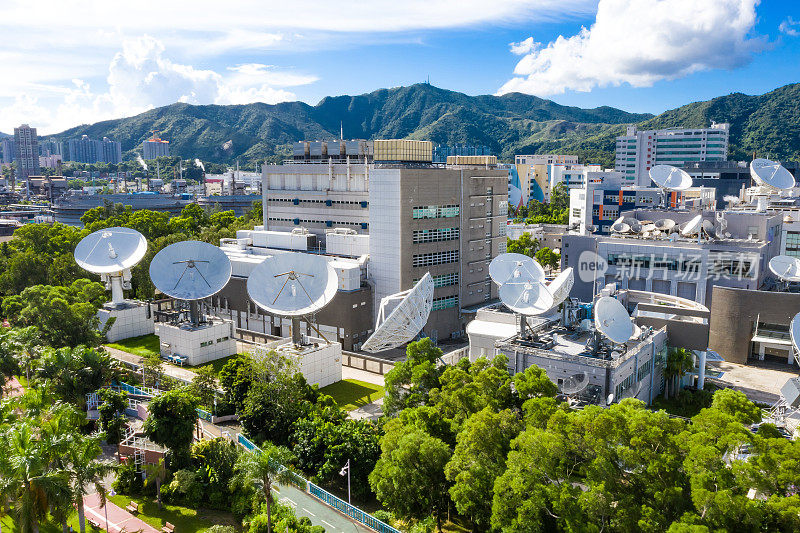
[611,220,630,233]
[150,241,232,301]
[650,165,692,191]
[628,220,642,234]
[654,218,676,232]
[750,158,795,190]
[489,253,545,286]
[547,268,574,307]
[620,381,644,401]
[701,219,716,237]
[361,273,434,353]
[74,227,148,305]
[641,223,657,233]
[680,215,703,237]
[499,279,554,316]
[594,296,634,344]
[560,372,589,395]
[150,240,232,325]
[769,255,800,282]
[247,252,338,344]
[790,312,800,367]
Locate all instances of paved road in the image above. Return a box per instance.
[104,346,200,384]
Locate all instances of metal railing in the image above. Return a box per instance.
[236,434,399,533]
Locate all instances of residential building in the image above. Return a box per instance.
[14,124,39,182]
[143,137,170,159]
[1,138,15,164]
[39,139,64,157]
[510,154,579,206]
[68,136,122,164]
[39,154,62,169]
[615,123,730,184]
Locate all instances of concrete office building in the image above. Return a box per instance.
[143,137,170,159]
[14,124,39,182]
[369,164,508,342]
[562,209,782,305]
[615,123,729,184]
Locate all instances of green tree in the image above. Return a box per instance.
[97,388,128,462]
[65,435,116,533]
[232,446,297,533]
[143,388,199,461]
[534,247,560,271]
[141,352,164,388]
[36,346,117,407]
[506,232,539,257]
[710,388,762,425]
[665,347,695,398]
[191,366,218,408]
[369,420,452,530]
[445,408,522,529]
[144,458,167,509]
[383,338,444,416]
[218,355,254,408]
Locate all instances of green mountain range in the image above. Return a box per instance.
[49,82,800,167]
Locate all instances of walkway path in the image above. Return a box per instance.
[83,493,160,533]
[709,360,795,404]
[104,346,198,384]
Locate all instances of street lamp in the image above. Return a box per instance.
[339,459,351,504]
[104,489,116,532]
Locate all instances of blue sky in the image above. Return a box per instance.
[0,0,797,134]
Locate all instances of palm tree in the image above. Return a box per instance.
[144,459,167,509]
[65,435,116,533]
[232,445,297,533]
[664,347,695,398]
[1,422,71,533]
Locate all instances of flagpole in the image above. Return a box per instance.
[347,459,351,504]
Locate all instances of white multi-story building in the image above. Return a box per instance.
[615,123,730,185]
[515,154,578,166]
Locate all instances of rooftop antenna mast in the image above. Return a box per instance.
[340,121,344,141]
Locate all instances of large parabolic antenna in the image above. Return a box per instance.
[769,255,800,282]
[489,253,545,286]
[499,279,554,315]
[150,241,232,301]
[247,252,337,345]
[790,312,800,367]
[74,227,147,305]
[650,165,692,191]
[750,158,795,190]
[361,273,435,353]
[680,214,703,237]
[594,296,634,344]
[547,268,574,307]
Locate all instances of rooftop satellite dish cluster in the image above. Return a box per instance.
[748,158,796,212]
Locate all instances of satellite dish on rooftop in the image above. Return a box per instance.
[150,241,232,301]
[74,227,148,305]
[547,268,574,308]
[611,220,630,233]
[247,252,337,344]
[149,240,232,326]
[560,372,589,395]
[499,278,554,316]
[594,296,634,344]
[75,227,147,274]
[650,165,692,191]
[680,215,703,237]
[361,273,434,353]
[750,158,795,190]
[654,218,676,232]
[489,253,544,286]
[790,312,800,367]
[769,255,800,282]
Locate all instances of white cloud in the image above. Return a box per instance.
[0,36,318,133]
[779,17,800,37]
[497,0,765,97]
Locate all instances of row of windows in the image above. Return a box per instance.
[412,205,460,219]
[416,272,460,287]
[413,250,459,267]
[432,295,459,310]
[268,198,368,207]
[637,359,652,381]
[267,216,367,228]
[413,227,459,243]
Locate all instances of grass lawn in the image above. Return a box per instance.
[1,511,81,533]
[191,353,243,374]
[106,334,161,358]
[110,494,239,533]
[319,379,384,411]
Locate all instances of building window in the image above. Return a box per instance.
[412,205,460,219]
[432,295,459,310]
[413,227,459,243]
[413,250,459,267]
